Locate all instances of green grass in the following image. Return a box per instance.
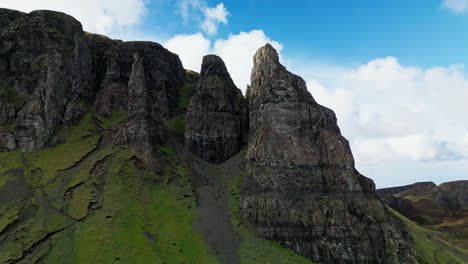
[0,79,18,104]
[388,207,468,264]
[66,147,117,189]
[96,110,128,129]
[228,173,316,264]
[0,201,22,233]
[65,183,95,220]
[28,135,100,187]
[26,111,101,187]
[38,146,219,263]
[164,114,187,135]
[0,194,73,263]
[178,83,195,109]
[0,150,23,176]
[65,111,97,142]
[158,144,174,156]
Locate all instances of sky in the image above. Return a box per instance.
[2,0,468,188]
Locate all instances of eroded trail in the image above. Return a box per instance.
[167,135,243,264]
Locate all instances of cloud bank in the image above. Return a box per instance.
[1,0,148,35]
[165,30,283,91]
[443,0,468,13]
[178,0,229,35]
[300,57,468,186]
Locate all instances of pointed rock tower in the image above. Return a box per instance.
[241,44,417,263]
[185,55,248,163]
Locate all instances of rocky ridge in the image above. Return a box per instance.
[377,180,468,224]
[0,8,423,264]
[0,8,186,158]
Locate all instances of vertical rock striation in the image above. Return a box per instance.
[0,8,187,157]
[240,44,417,263]
[94,41,186,158]
[0,9,92,151]
[185,55,248,163]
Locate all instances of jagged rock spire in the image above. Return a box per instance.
[184,55,248,163]
[241,44,417,263]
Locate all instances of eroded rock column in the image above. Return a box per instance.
[185,55,248,163]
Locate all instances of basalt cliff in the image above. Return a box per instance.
[2,7,464,264]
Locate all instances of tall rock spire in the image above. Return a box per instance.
[241,44,417,263]
[185,55,248,163]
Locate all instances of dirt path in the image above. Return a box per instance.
[167,135,243,264]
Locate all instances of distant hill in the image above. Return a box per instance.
[377,181,468,253]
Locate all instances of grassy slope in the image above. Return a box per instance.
[4,81,465,263]
[388,207,468,264]
[391,189,468,251]
[2,107,467,263]
[0,105,220,263]
[429,213,468,250]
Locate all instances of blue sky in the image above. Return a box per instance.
[3,0,468,188]
[139,0,468,68]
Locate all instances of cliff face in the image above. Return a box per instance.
[377,180,468,224]
[93,41,185,157]
[0,8,422,264]
[0,9,186,158]
[240,44,416,263]
[184,55,248,163]
[0,9,92,152]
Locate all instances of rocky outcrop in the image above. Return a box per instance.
[439,181,468,211]
[377,180,468,225]
[185,55,248,163]
[94,42,186,157]
[0,9,92,151]
[240,44,416,263]
[0,8,186,157]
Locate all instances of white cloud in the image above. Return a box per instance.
[165,30,283,90]
[165,33,211,71]
[213,30,283,90]
[443,0,468,13]
[301,57,468,167]
[201,3,229,35]
[178,0,229,35]
[0,0,148,35]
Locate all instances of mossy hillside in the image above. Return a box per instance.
[96,110,128,129]
[0,193,73,263]
[0,104,223,263]
[177,82,196,110]
[228,173,317,264]
[40,146,219,264]
[26,112,101,187]
[0,201,22,233]
[164,114,187,135]
[429,214,468,250]
[388,207,468,264]
[27,135,100,187]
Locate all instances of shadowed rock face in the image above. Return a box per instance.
[0,9,186,157]
[94,41,186,158]
[185,55,248,163]
[241,44,417,263]
[0,9,92,151]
